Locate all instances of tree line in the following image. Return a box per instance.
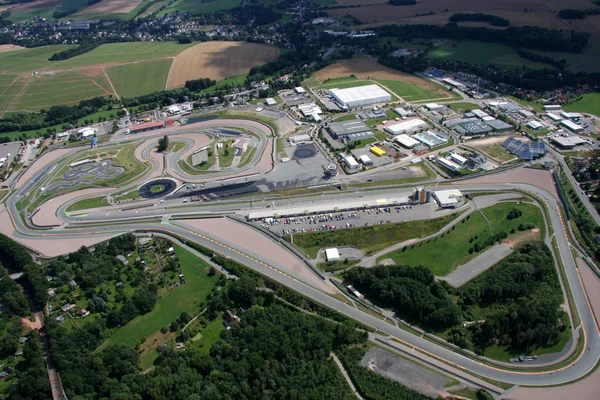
[449,13,510,27]
[559,9,600,19]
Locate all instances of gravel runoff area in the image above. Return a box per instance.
[175,217,335,293]
[458,168,558,199]
[440,243,514,287]
[502,258,600,400]
[31,187,112,227]
[360,346,449,398]
[14,148,72,189]
[0,204,114,257]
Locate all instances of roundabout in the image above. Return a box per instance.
[138,178,178,198]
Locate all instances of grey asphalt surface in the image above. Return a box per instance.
[441,243,513,287]
[5,117,600,389]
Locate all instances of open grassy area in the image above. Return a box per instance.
[203,74,248,93]
[469,142,516,163]
[104,244,219,366]
[426,41,552,70]
[217,139,236,168]
[447,102,479,112]
[332,114,358,122]
[564,92,600,117]
[238,145,257,168]
[375,79,458,102]
[377,202,544,276]
[377,37,429,50]
[189,315,225,354]
[287,212,459,258]
[157,0,241,16]
[107,58,172,98]
[65,195,109,212]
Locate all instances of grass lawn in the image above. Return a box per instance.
[564,93,600,117]
[158,0,241,16]
[447,102,479,112]
[471,143,516,163]
[333,114,358,122]
[378,202,544,276]
[217,139,235,168]
[189,315,225,354]
[107,59,172,99]
[180,149,216,174]
[239,146,257,167]
[288,212,459,258]
[104,244,219,365]
[375,79,455,102]
[203,74,248,93]
[0,45,74,73]
[426,41,551,70]
[65,195,108,212]
[448,388,478,400]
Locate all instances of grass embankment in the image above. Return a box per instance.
[357,162,436,187]
[286,212,459,259]
[378,202,544,276]
[564,92,600,117]
[238,146,257,168]
[104,244,219,368]
[65,195,109,212]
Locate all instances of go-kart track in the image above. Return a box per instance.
[4,115,600,399]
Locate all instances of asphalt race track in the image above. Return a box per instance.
[138,179,177,198]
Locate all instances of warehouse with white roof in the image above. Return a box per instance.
[560,119,584,132]
[385,119,429,135]
[330,84,391,107]
[433,189,463,208]
[393,134,420,148]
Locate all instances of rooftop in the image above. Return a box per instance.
[328,120,371,137]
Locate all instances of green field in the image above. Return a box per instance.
[377,202,544,276]
[189,315,225,354]
[427,41,552,70]
[218,139,236,168]
[377,37,429,50]
[288,213,459,258]
[104,244,219,366]
[65,195,109,213]
[157,0,241,16]
[107,58,172,98]
[564,93,600,117]
[447,102,479,112]
[0,45,74,73]
[375,79,457,102]
[204,74,248,93]
[8,70,114,112]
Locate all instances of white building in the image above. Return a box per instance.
[437,157,461,172]
[265,98,277,106]
[393,134,420,148]
[433,189,463,208]
[330,84,391,107]
[288,134,312,146]
[450,153,468,165]
[527,121,544,130]
[297,103,322,117]
[167,105,181,114]
[518,109,535,119]
[385,119,428,135]
[560,119,584,132]
[343,155,360,169]
[544,105,562,111]
[547,113,563,122]
[295,87,306,94]
[78,128,95,138]
[393,107,411,118]
[325,248,341,262]
[471,109,489,119]
[560,111,582,120]
[442,78,466,90]
[424,103,443,111]
[359,154,373,165]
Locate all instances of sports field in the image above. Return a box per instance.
[166,41,280,89]
[377,202,544,276]
[426,41,551,70]
[107,58,172,98]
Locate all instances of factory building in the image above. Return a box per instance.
[442,78,466,90]
[413,131,448,148]
[437,157,462,172]
[450,153,468,165]
[485,119,513,132]
[560,119,584,132]
[347,131,375,142]
[518,109,535,119]
[393,134,420,149]
[393,107,412,118]
[343,155,360,169]
[424,103,443,111]
[527,121,545,130]
[560,111,582,120]
[385,119,429,135]
[550,135,587,149]
[359,154,373,165]
[328,120,372,138]
[457,120,492,136]
[544,105,562,112]
[288,134,312,146]
[547,113,563,122]
[330,84,391,107]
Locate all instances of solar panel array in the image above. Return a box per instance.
[502,138,546,160]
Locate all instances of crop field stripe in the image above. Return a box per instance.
[106,58,173,98]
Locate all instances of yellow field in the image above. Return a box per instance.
[0,45,25,53]
[166,41,280,89]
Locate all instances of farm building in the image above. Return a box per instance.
[129,121,165,134]
[359,154,373,165]
[485,120,513,132]
[547,113,563,122]
[347,131,375,142]
[413,131,448,148]
[370,146,387,157]
[288,134,312,146]
[433,189,463,208]
[457,120,492,136]
[343,155,360,169]
[560,119,584,132]
[330,84,391,107]
[265,98,277,106]
[393,134,420,149]
[385,119,429,135]
[550,135,587,149]
[437,157,461,172]
[325,248,341,262]
[328,120,371,138]
[527,121,544,130]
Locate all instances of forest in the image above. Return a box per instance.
[345,242,565,354]
[449,13,510,27]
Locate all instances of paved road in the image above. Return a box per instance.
[440,243,513,287]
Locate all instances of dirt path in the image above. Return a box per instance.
[331,352,364,399]
[1,74,31,116]
[101,67,120,100]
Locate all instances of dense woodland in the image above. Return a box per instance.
[345,242,565,354]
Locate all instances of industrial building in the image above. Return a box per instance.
[393,134,420,148]
[442,78,466,90]
[437,157,461,172]
[485,119,513,132]
[471,109,489,119]
[424,103,443,111]
[527,121,544,130]
[560,111,582,120]
[502,137,546,160]
[359,154,373,165]
[328,120,372,138]
[518,109,535,119]
[343,155,360,169]
[385,119,429,135]
[544,105,562,112]
[297,103,322,118]
[393,107,411,118]
[550,135,587,149]
[295,87,306,94]
[288,134,312,146]
[457,120,492,136]
[433,189,464,208]
[413,131,448,148]
[330,84,391,107]
[128,121,165,134]
[325,248,341,262]
[370,146,386,157]
[547,113,563,122]
[347,131,375,142]
[560,119,584,132]
[265,98,277,106]
[450,153,468,165]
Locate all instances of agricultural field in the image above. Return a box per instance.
[426,41,552,70]
[71,0,144,19]
[156,0,242,17]
[107,58,172,98]
[4,0,60,21]
[0,45,74,73]
[377,202,544,276]
[166,41,280,89]
[564,93,600,117]
[309,58,456,102]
